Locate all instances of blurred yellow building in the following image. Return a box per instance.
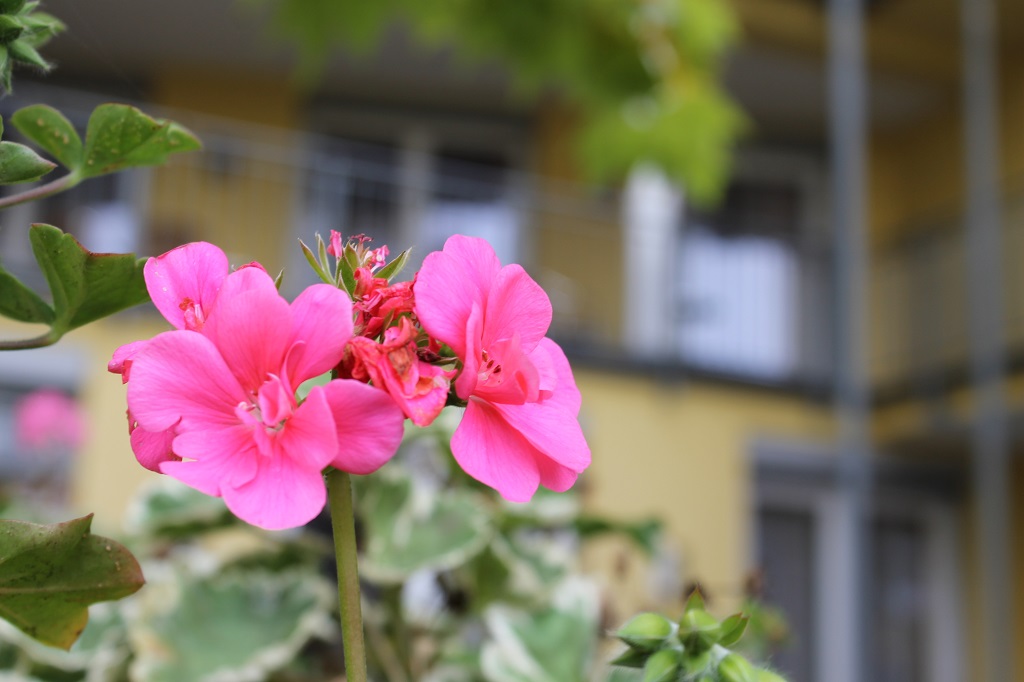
[0,1,1022,680]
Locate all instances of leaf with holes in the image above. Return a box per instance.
[0,515,144,650]
[79,104,200,178]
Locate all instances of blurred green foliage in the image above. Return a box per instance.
[250,0,746,205]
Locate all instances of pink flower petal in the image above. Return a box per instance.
[532,338,582,416]
[275,386,339,473]
[454,302,484,399]
[108,340,148,383]
[130,425,178,472]
[319,380,404,475]
[414,236,500,358]
[170,427,260,490]
[161,435,260,498]
[202,283,294,393]
[286,283,354,383]
[221,454,328,530]
[451,400,541,502]
[482,264,552,354]
[144,242,229,330]
[128,331,247,433]
[536,456,579,493]
[491,399,590,473]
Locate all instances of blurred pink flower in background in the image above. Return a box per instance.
[14,389,87,454]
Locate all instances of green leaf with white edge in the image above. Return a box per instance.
[11,105,83,170]
[29,223,149,338]
[355,469,494,584]
[0,602,130,677]
[127,571,333,682]
[0,258,52,323]
[80,104,200,179]
[375,247,411,282]
[480,578,600,682]
[123,479,233,540]
[0,515,144,650]
[0,140,54,184]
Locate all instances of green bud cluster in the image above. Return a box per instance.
[0,0,65,94]
[610,591,788,682]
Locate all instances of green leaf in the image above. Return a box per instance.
[480,579,599,682]
[719,613,749,648]
[7,38,47,70]
[609,646,650,669]
[11,105,83,170]
[0,515,144,650]
[0,258,52,323]
[0,140,54,184]
[0,15,23,43]
[80,104,201,179]
[375,247,411,282]
[124,480,234,541]
[355,470,494,583]
[684,588,706,613]
[128,571,332,682]
[298,239,333,285]
[29,224,149,339]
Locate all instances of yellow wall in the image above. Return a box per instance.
[577,368,834,615]
[144,68,304,274]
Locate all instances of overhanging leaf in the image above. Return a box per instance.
[0,515,144,650]
[10,105,83,170]
[80,104,201,179]
[28,223,149,337]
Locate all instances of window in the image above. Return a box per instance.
[755,447,965,682]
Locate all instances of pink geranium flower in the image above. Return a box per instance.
[109,242,244,472]
[14,389,86,453]
[343,317,454,427]
[414,235,590,502]
[124,256,405,530]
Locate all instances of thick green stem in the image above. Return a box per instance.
[327,468,368,682]
[0,172,79,211]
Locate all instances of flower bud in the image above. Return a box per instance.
[678,609,720,653]
[642,648,681,682]
[717,654,757,682]
[616,612,674,650]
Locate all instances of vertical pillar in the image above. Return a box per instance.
[397,127,434,260]
[622,164,683,358]
[827,0,871,680]
[961,0,1012,679]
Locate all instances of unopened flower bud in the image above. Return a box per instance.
[678,609,720,653]
[642,648,681,682]
[617,612,674,650]
[718,654,757,682]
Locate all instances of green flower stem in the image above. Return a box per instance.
[327,468,368,682]
[0,330,58,350]
[0,171,79,211]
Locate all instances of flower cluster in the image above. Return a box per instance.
[112,233,590,529]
